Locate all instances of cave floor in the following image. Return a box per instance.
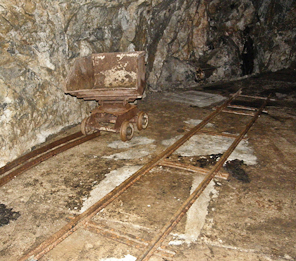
[0,69,296,261]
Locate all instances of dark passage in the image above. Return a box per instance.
[241,27,254,76]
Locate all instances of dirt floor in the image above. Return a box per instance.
[0,69,296,261]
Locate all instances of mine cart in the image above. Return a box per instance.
[65,51,148,141]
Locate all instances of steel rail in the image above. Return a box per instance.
[198,129,245,139]
[227,104,268,113]
[159,159,229,180]
[239,94,276,101]
[222,108,255,116]
[137,95,270,261]
[0,132,100,187]
[0,131,83,176]
[19,90,242,261]
[85,221,175,259]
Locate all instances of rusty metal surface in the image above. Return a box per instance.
[114,105,138,130]
[65,51,147,139]
[159,159,229,180]
[85,221,175,260]
[227,104,268,113]
[137,112,149,131]
[222,108,255,116]
[70,89,142,102]
[0,132,83,176]
[239,94,276,101]
[0,132,100,188]
[64,55,94,93]
[198,129,246,139]
[65,51,146,103]
[80,104,139,135]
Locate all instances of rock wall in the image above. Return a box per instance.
[154,0,296,89]
[0,0,295,166]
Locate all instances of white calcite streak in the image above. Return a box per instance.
[80,165,143,213]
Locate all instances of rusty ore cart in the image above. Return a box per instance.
[65,51,148,141]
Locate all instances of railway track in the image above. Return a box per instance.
[0,90,270,261]
[0,131,100,187]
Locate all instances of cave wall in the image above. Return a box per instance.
[0,0,295,166]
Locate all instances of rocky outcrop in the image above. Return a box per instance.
[0,0,295,166]
[154,0,295,89]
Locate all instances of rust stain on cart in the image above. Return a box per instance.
[65,51,148,141]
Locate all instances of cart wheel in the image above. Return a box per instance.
[120,121,134,142]
[81,117,89,135]
[137,112,149,130]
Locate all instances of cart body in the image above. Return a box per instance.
[65,51,146,104]
[64,52,148,141]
